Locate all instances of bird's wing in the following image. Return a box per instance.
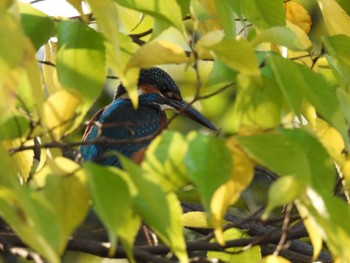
[80,100,165,167]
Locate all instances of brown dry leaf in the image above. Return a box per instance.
[285,1,312,34]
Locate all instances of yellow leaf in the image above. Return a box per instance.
[317,0,350,37]
[314,118,345,163]
[210,138,254,244]
[296,202,323,260]
[43,41,61,95]
[259,255,291,263]
[181,211,211,228]
[127,40,188,69]
[285,1,312,34]
[341,158,350,197]
[43,89,81,138]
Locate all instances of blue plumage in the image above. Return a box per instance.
[80,67,217,167]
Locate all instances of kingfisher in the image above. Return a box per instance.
[80,67,218,167]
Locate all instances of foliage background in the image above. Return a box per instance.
[1,0,350,262]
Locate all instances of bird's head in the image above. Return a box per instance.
[114,67,218,132]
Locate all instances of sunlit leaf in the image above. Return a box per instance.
[57,20,106,126]
[114,0,184,32]
[317,0,350,37]
[0,114,29,140]
[84,162,140,258]
[211,137,254,244]
[232,74,282,131]
[323,34,350,87]
[240,0,285,30]
[181,211,211,228]
[42,89,81,138]
[251,23,312,51]
[185,132,232,216]
[18,2,56,50]
[285,1,312,34]
[127,40,188,69]
[43,41,61,95]
[208,228,261,262]
[44,174,89,253]
[120,157,188,263]
[209,38,260,75]
[266,54,305,116]
[86,0,139,107]
[259,255,291,263]
[215,0,235,38]
[142,131,189,192]
[237,132,311,182]
[263,176,305,219]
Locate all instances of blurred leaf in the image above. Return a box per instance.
[127,40,188,69]
[317,0,350,37]
[281,129,335,194]
[44,174,89,253]
[57,20,106,125]
[114,0,184,32]
[209,38,260,75]
[120,157,188,263]
[43,89,81,138]
[232,74,282,131]
[142,131,189,192]
[323,34,350,87]
[237,132,311,182]
[3,139,35,182]
[0,114,29,139]
[296,203,323,260]
[190,0,221,34]
[181,211,211,228]
[251,23,312,51]
[19,2,56,50]
[211,138,254,244]
[266,54,305,116]
[0,189,61,263]
[285,1,311,34]
[86,0,139,107]
[185,132,232,216]
[240,0,285,30]
[202,60,237,90]
[263,176,305,218]
[215,0,235,38]
[314,118,345,163]
[66,0,86,19]
[43,41,61,95]
[84,163,139,259]
[259,255,291,263]
[207,228,261,262]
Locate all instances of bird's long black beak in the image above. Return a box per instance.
[167,99,218,132]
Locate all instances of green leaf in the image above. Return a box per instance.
[215,0,235,38]
[86,0,139,107]
[0,189,61,263]
[44,174,89,253]
[184,132,232,213]
[57,20,106,104]
[263,176,305,218]
[240,0,285,30]
[84,162,140,258]
[266,54,305,117]
[231,74,282,131]
[209,38,260,75]
[142,131,189,192]
[317,0,350,37]
[114,0,184,32]
[202,60,237,90]
[19,2,56,50]
[237,133,311,182]
[323,34,350,87]
[281,129,335,194]
[251,24,312,51]
[0,114,29,139]
[121,157,188,263]
[207,228,261,262]
[127,40,188,69]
